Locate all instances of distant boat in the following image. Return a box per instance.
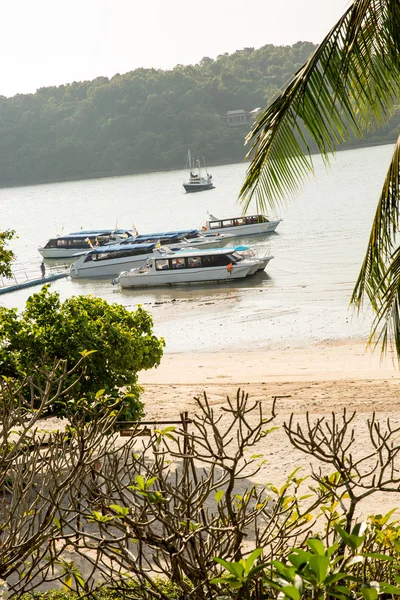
[183,150,215,193]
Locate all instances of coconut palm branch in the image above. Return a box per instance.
[239,0,400,355]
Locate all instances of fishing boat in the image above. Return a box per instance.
[115,247,261,289]
[183,150,215,193]
[70,243,159,279]
[38,229,135,259]
[201,213,282,236]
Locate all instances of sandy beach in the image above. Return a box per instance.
[139,339,400,417]
[139,339,400,518]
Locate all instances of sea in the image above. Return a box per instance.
[0,143,395,354]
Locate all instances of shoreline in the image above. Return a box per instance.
[139,339,400,424]
[139,339,400,385]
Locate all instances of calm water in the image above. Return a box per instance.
[0,143,395,353]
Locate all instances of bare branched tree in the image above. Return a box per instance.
[0,359,121,597]
[284,410,400,536]
[64,390,324,599]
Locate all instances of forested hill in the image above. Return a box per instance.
[1,42,399,188]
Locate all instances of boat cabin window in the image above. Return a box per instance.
[201,254,232,267]
[155,253,232,270]
[235,218,246,226]
[44,239,58,248]
[222,220,234,228]
[209,221,222,230]
[245,215,267,224]
[187,256,201,268]
[156,259,170,271]
[171,258,185,269]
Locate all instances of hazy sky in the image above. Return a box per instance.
[3,0,350,97]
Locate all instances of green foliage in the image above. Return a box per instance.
[0,286,165,420]
[211,517,400,600]
[0,44,321,186]
[0,229,15,278]
[20,576,181,599]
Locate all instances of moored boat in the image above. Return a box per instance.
[201,213,282,236]
[38,229,135,259]
[183,150,215,193]
[115,247,261,289]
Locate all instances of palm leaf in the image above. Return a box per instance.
[239,0,400,214]
[368,244,400,361]
[352,134,400,313]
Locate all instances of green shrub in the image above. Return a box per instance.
[0,286,165,420]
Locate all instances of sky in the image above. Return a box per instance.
[2,0,350,98]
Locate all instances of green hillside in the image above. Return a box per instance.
[0,41,398,188]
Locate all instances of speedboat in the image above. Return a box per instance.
[70,243,159,279]
[201,213,282,236]
[38,229,135,259]
[183,150,215,193]
[115,247,261,289]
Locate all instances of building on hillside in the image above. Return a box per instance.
[222,107,262,127]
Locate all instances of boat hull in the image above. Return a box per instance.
[118,264,252,288]
[39,247,90,259]
[183,183,215,193]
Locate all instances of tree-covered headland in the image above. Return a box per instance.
[2,41,398,188]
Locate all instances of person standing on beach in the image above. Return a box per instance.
[40,262,46,278]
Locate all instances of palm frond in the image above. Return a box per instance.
[240,0,400,214]
[351,133,400,311]
[368,245,400,362]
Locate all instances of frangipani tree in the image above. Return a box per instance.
[240,0,400,358]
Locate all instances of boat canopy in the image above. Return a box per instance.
[88,243,156,254]
[135,229,199,239]
[69,229,133,236]
[159,247,235,258]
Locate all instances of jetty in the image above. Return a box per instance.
[0,269,69,295]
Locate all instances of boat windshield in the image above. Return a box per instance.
[228,252,243,262]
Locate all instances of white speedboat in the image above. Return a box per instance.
[183,150,215,193]
[201,213,282,236]
[39,229,135,259]
[115,248,260,289]
[70,243,159,279]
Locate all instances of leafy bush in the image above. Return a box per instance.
[0,286,165,420]
[0,229,15,278]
